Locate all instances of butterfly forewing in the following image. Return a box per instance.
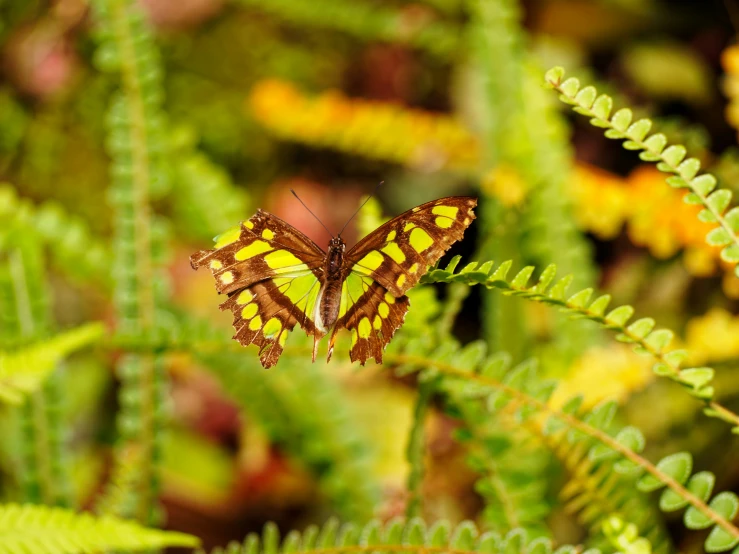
[190,209,326,367]
[190,209,325,295]
[345,196,477,297]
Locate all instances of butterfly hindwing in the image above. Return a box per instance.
[190,210,326,367]
[346,196,477,297]
[327,274,409,365]
[219,274,322,367]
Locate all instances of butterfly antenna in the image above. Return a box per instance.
[338,181,384,237]
[290,189,335,239]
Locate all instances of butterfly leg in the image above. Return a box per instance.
[313,335,321,363]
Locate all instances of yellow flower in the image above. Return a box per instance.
[569,163,629,239]
[549,345,654,410]
[685,308,739,364]
[481,164,528,207]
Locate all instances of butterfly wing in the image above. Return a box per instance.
[345,196,477,297]
[326,272,410,365]
[328,196,477,364]
[190,209,326,368]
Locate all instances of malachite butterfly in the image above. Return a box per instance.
[190,196,477,368]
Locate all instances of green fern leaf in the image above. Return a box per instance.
[0,323,104,404]
[0,503,199,553]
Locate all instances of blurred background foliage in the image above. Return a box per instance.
[2,0,739,552]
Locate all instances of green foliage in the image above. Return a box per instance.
[405,380,434,519]
[550,432,670,553]
[0,323,104,405]
[91,0,170,523]
[545,66,739,278]
[0,502,199,553]
[201,517,570,554]
[236,0,461,59]
[1,232,80,508]
[0,186,110,286]
[422,257,739,431]
[2,1,738,552]
[385,330,739,552]
[197,346,380,522]
[169,126,250,241]
[602,516,653,554]
[467,0,597,366]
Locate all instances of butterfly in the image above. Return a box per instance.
[190,196,477,368]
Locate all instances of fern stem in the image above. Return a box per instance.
[541,294,739,429]
[386,353,739,541]
[8,250,36,338]
[405,380,434,519]
[109,0,154,332]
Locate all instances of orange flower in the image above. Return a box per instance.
[626,165,717,259]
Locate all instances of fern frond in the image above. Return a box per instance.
[0,503,199,553]
[546,428,670,553]
[236,0,461,59]
[203,517,565,554]
[384,342,739,551]
[91,0,170,522]
[435,347,551,536]
[468,1,597,362]
[2,235,75,506]
[545,66,739,279]
[465,416,552,536]
[0,323,105,405]
[405,380,434,519]
[422,257,739,431]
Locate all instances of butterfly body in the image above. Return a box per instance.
[191,196,476,368]
[316,237,346,334]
